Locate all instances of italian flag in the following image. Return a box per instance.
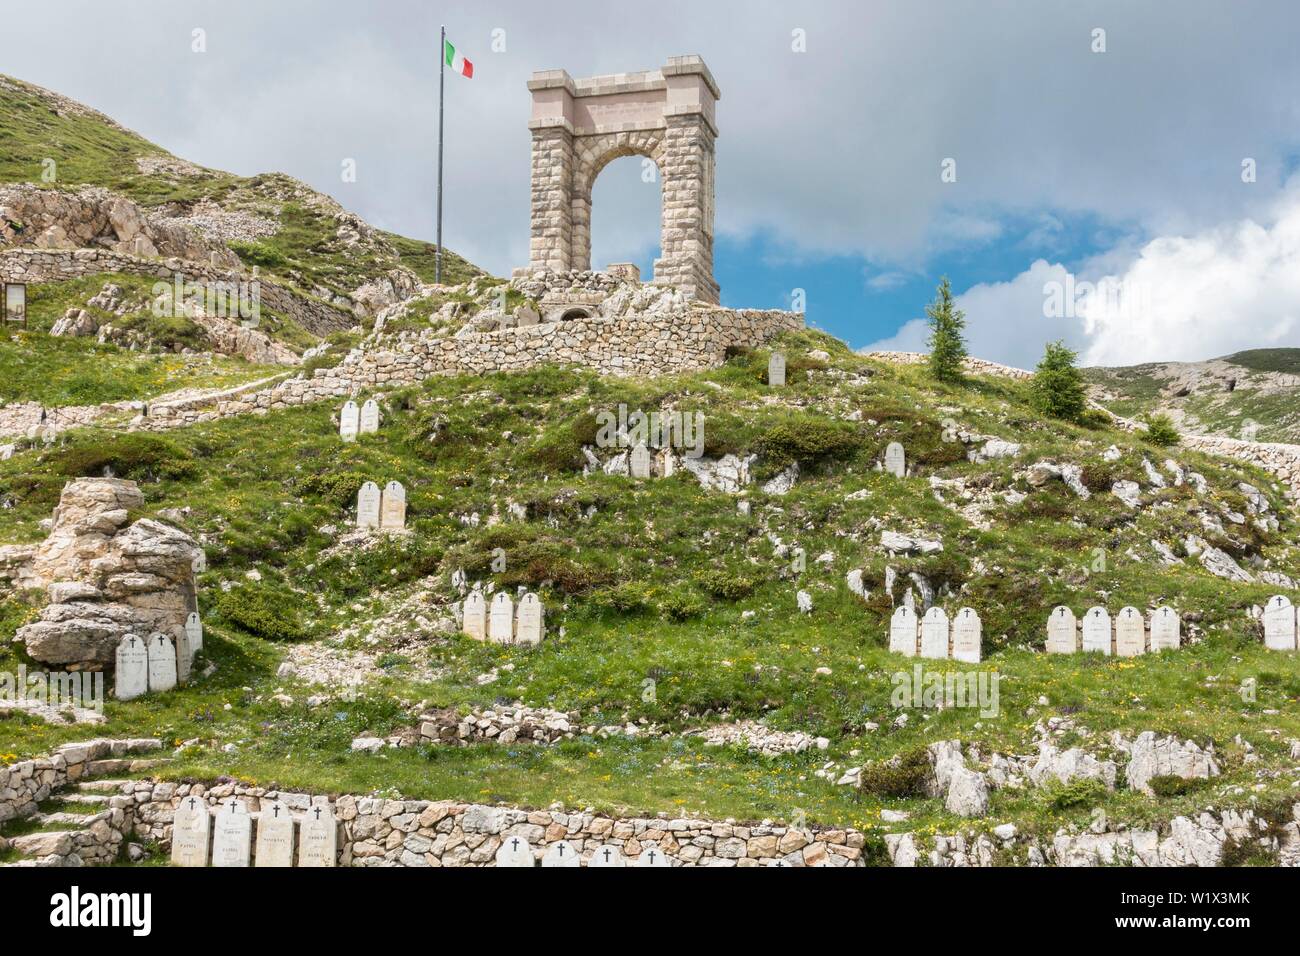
[444,39,473,78]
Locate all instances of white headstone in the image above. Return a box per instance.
[462,591,487,641]
[629,442,651,479]
[185,612,203,657]
[297,804,337,867]
[1114,606,1146,657]
[114,633,148,701]
[1081,606,1112,655]
[495,834,534,867]
[359,399,380,435]
[488,592,515,644]
[588,844,626,868]
[380,480,406,530]
[516,592,544,646]
[212,800,252,867]
[173,625,192,686]
[768,352,786,386]
[339,401,359,442]
[255,800,295,868]
[888,606,918,657]
[170,794,211,867]
[1263,595,1297,651]
[884,442,906,478]
[357,481,381,529]
[1149,606,1180,652]
[951,607,982,663]
[541,840,581,867]
[147,633,177,692]
[1046,606,1077,654]
[920,607,950,659]
[636,845,672,867]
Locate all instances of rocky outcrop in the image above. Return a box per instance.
[2,479,201,667]
[927,740,990,818]
[1115,731,1221,795]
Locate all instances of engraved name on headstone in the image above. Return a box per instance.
[298,805,337,867]
[356,481,381,529]
[920,607,950,659]
[1045,606,1077,654]
[488,592,515,644]
[515,592,544,646]
[114,633,148,701]
[1149,606,1181,652]
[147,633,177,692]
[1081,606,1112,655]
[339,401,359,442]
[170,795,211,867]
[884,442,906,478]
[1114,606,1146,657]
[462,591,487,641]
[212,799,252,867]
[359,399,380,435]
[255,800,295,868]
[380,480,406,530]
[889,605,918,657]
[768,352,786,387]
[951,607,982,664]
[1264,595,1297,651]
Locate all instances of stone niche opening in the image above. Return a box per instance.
[522,55,720,304]
[559,307,593,321]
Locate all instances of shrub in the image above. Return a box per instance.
[215,584,304,641]
[229,241,288,270]
[1147,774,1207,798]
[52,432,197,482]
[1030,341,1087,422]
[1142,413,1180,447]
[858,747,931,799]
[292,470,367,508]
[757,417,863,469]
[658,587,705,621]
[1079,462,1117,494]
[1041,777,1107,811]
[693,568,756,601]
[591,581,657,614]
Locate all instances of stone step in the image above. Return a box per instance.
[75,779,131,794]
[85,758,168,776]
[33,810,103,827]
[8,830,75,858]
[55,793,110,805]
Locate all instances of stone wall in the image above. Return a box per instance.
[0,248,355,336]
[0,738,160,825]
[140,306,802,430]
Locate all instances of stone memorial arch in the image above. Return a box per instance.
[524,55,720,303]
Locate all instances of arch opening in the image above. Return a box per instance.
[588,154,661,283]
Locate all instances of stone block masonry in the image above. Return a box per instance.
[524,56,720,303]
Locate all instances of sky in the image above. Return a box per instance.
[6,0,1300,367]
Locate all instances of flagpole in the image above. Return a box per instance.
[436,23,445,284]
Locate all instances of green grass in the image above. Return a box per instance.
[2,329,1299,844]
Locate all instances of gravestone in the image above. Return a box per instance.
[356,481,381,529]
[185,612,203,657]
[884,442,906,478]
[588,844,626,868]
[359,399,380,435]
[951,607,982,663]
[1114,606,1146,657]
[298,805,337,867]
[114,634,149,701]
[212,800,252,867]
[147,633,177,692]
[380,480,406,530]
[255,800,295,868]
[170,795,211,867]
[1081,606,1112,655]
[1045,606,1077,654]
[462,591,487,641]
[488,592,515,644]
[920,607,950,659]
[636,845,672,867]
[494,835,534,867]
[516,593,544,646]
[629,442,651,479]
[1149,607,1181,652]
[339,401,359,442]
[889,606,918,657]
[1264,595,1297,651]
[173,624,192,686]
[768,352,786,386]
[541,840,581,867]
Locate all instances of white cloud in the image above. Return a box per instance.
[869,183,1300,368]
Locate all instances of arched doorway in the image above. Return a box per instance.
[587,152,662,281]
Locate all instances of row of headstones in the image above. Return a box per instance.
[888,606,982,662]
[1045,606,1181,656]
[114,616,203,701]
[339,399,381,442]
[1263,595,1300,651]
[495,836,670,867]
[356,480,406,530]
[462,591,545,645]
[170,797,337,867]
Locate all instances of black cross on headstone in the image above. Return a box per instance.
[187,797,197,810]
[557,844,565,856]
[273,805,281,818]
[602,848,612,862]
[511,838,520,852]
[313,807,322,820]
[647,850,657,864]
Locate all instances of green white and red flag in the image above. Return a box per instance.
[444,39,473,78]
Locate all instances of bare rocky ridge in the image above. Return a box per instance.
[0,478,201,667]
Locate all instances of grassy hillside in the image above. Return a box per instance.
[2,331,1298,847]
[1086,348,1300,444]
[0,75,483,301]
